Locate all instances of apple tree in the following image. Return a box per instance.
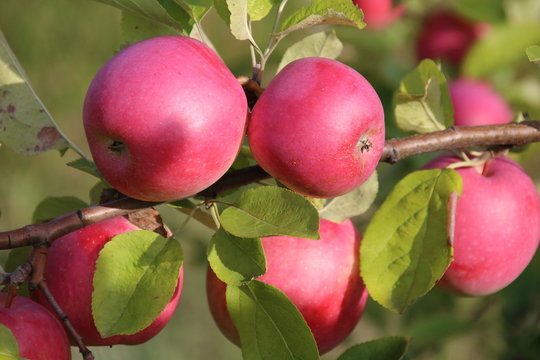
[0,0,539,359]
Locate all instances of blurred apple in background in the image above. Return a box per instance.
[352,0,405,29]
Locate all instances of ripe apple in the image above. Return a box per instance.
[352,0,405,29]
[450,78,514,126]
[206,219,368,354]
[32,216,183,346]
[83,35,248,202]
[423,154,540,296]
[248,57,385,198]
[0,293,71,360]
[416,10,489,66]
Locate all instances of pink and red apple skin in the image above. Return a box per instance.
[32,216,183,346]
[449,78,513,126]
[206,219,369,355]
[248,57,385,198]
[0,293,72,360]
[83,35,248,202]
[416,10,489,66]
[423,155,540,296]
[353,0,405,29]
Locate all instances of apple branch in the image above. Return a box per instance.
[0,121,538,250]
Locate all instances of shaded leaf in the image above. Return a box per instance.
[226,281,319,360]
[277,30,343,73]
[337,336,409,360]
[361,169,462,313]
[207,228,266,285]
[32,196,87,224]
[526,45,540,66]
[0,30,69,156]
[66,158,103,180]
[220,186,320,239]
[320,171,378,223]
[93,230,183,337]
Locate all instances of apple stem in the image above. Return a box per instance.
[37,282,95,360]
[481,158,492,177]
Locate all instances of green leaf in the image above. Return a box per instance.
[220,186,320,239]
[277,30,343,73]
[91,0,191,31]
[93,230,183,338]
[32,196,87,224]
[214,0,231,25]
[66,157,103,180]
[121,11,181,44]
[451,0,505,23]
[0,30,69,156]
[0,324,26,360]
[226,0,253,41]
[319,171,378,223]
[463,24,540,77]
[89,181,111,205]
[277,0,365,38]
[226,281,319,360]
[247,0,276,22]
[168,199,196,209]
[207,228,266,285]
[4,248,31,274]
[181,0,213,21]
[360,169,462,313]
[337,336,409,360]
[526,45,540,66]
[394,59,453,133]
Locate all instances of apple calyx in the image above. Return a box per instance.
[107,140,125,153]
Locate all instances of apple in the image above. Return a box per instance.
[352,0,405,29]
[0,293,71,360]
[450,78,513,126]
[83,35,248,202]
[416,10,489,66]
[206,219,368,354]
[423,154,540,296]
[248,57,385,198]
[32,216,183,346]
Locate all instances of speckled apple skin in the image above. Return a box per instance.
[83,36,247,202]
[353,0,405,29]
[248,57,385,198]
[450,78,513,126]
[206,219,368,354]
[0,294,71,360]
[423,155,540,296]
[32,216,183,346]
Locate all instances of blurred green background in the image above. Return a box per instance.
[0,0,539,359]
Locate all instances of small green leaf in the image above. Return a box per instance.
[361,169,462,313]
[4,248,31,274]
[463,24,540,77]
[207,228,266,285]
[121,11,181,44]
[89,181,111,205]
[337,336,409,360]
[247,0,276,22]
[220,186,320,239]
[277,30,343,73]
[226,281,319,360]
[394,59,453,133]
[181,0,213,21]
[168,199,196,209]
[277,0,365,38]
[32,196,87,224]
[0,30,69,156]
[0,324,26,360]
[66,158,103,180]
[526,45,540,66]
[226,0,252,40]
[320,171,378,223]
[93,230,183,338]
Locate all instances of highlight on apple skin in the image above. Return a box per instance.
[83,35,248,202]
[206,218,369,354]
[0,293,72,360]
[248,57,385,198]
[32,216,183,346]
[423,154,540,296]
[449,77,514,126]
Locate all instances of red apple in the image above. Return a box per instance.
[416,10,489,66]
[248,57,385,198]
[32,216,183,346]
[353,0,405,29]
[423,154,540,296]
[450,78,514,126]
[206,219,368,354]
[83,35,248,202]
[0,293,71,360]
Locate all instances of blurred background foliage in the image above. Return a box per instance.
[0,0,539,359]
